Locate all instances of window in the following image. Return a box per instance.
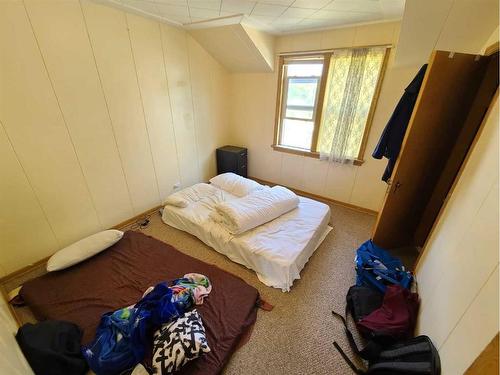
[273,46,388,165]
[277,56,326,150]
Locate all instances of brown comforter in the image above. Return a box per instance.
[20,231,260,375]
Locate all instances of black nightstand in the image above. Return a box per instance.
[216,146,247,177]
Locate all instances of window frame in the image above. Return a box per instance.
[272,47,390,166]
[276,55,329,151]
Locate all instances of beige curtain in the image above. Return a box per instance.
[318,47,386,163]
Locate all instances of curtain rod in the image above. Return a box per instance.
[278,44,393,57]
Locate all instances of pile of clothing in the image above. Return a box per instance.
[17,273,212,375]
[83,273,212,375]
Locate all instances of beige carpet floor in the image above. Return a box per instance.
[132,202,376,375]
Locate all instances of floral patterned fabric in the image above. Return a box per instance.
[318,47,386,163]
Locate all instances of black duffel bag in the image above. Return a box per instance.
[334,335,441,375]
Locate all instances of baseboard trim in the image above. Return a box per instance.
[0,205,163,286]
[112,205,162,230]
[0,204,164,329]
[250,176,378,216]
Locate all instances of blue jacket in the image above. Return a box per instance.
[372,65,427,182]
[82,284,183,375]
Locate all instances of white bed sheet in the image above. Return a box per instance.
[161,184,332,291]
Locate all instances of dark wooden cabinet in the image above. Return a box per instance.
[216,146,247,177]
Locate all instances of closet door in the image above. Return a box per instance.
[414,52,499,246]
[372,51,489,249]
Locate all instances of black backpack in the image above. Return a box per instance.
[16,320,88,375]
[345,285,384,324]
[334,335,441,374]
[332,285,392,360]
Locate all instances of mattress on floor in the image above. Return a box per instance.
[20,231,260,375]
[162,184,332,292]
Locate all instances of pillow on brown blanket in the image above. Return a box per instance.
[152,310,210,374]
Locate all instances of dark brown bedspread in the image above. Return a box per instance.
[20,231,260,375]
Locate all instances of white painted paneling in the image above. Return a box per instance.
[161,24,201,187]
[279,153,305,189]
[421,182,499,347]
[126,12,181,201]
[24,0,133,228]
[242,24,275,69]
[352,21,397,46]
[227,72,248,146]
[324,163,357,203]
[210,58,231,147]
[81,0,161,213]
[0,124,58,276]
[349,158,387,211]
[248,146,283,183]
[0,0,100,246]
[435,0,499,54]
[233,72,276,145]
[319,27,356,50]
[230,69,283,183]
[301,157,329,196]
[395,0,454,67]
[438,266,499,375]
[395,0,498,67]
[0,1,230,276]
[289,30,322,51]
[189,24,274,73]
[416,96,499,373]
[188,36,219,181]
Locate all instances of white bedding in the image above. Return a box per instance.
[161,183,332,291]
[213,185,299,234]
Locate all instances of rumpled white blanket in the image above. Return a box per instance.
[213,186,299,235]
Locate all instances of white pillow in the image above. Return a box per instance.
[164,193,189,208]
[209,173,263,197]
[46,230,124,272]
[152,309,210,373]
[164,183,219,208]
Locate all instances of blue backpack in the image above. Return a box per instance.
[355,240,413,293]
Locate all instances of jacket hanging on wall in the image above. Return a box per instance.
[372,65,427,182]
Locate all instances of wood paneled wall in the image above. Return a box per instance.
[0,0,229,277]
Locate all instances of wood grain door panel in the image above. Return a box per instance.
[373,51,489,249]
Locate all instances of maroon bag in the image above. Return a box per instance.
[358,284,419,340]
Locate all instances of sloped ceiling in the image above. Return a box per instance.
[99,0,405,35]
[93,0,406,73]
[395,0,499,67]
[188,22,275,72]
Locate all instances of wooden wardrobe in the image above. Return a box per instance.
[372,47,499,254]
